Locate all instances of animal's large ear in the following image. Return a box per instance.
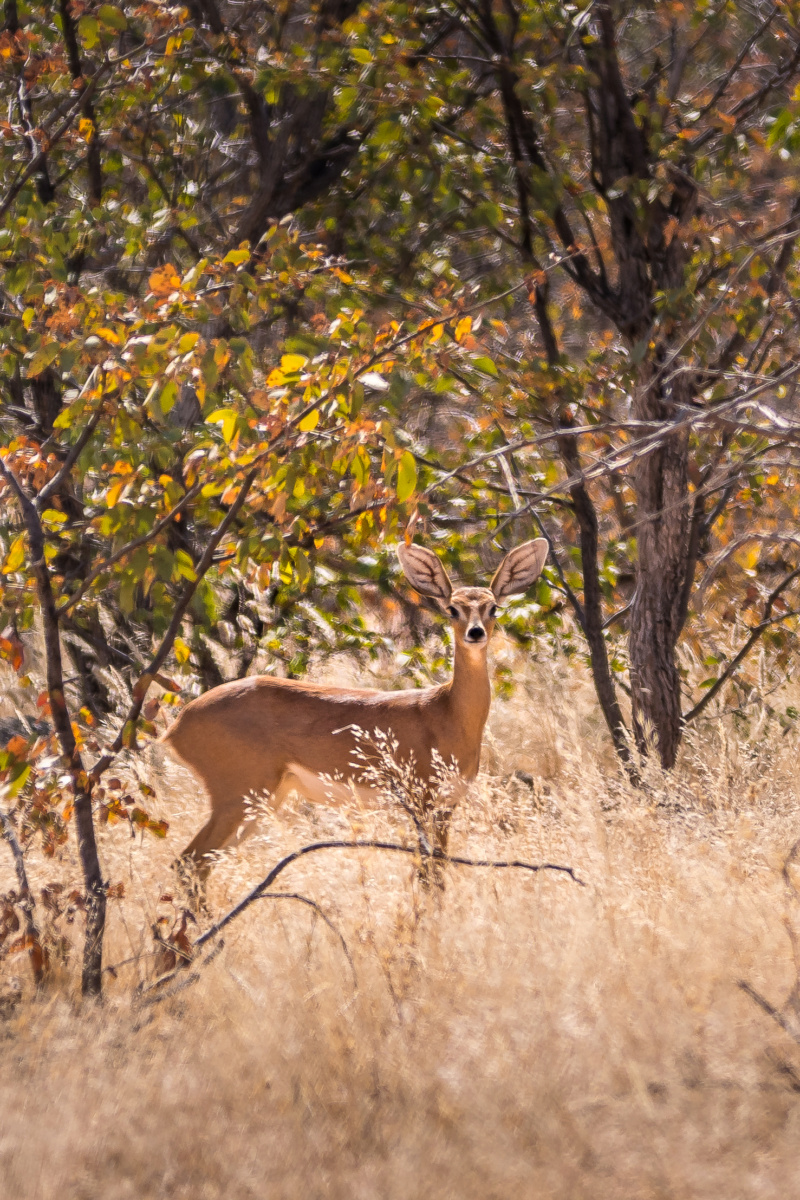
[397,542,453,602]
[490,538,548,601]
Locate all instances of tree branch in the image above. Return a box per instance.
[57,482,202,616]
[683,567,800,723]
[0,803,45,986]
[138,838,585,997]
[0,451,105,995]
[36,389,105,510]
[89,469,257,778]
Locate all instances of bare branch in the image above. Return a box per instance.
[683,567,800,723]
[0,802,44,987]
[136,838,585,998]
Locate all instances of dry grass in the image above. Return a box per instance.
[3,649,800,1198]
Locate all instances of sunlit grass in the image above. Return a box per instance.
[2,648,800,1198]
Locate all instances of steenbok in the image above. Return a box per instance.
[162,538,548,877]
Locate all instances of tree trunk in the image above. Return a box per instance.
[628,360,692,767]
[0,460,107,995]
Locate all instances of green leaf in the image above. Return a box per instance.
[97,4,127,30]
[337,86,358,111]
[78,15,99,48]
[119,574,135,615]
[396,451,417,502]
[223,248,250,265]
[351,47,373,64]
[629,338,649,365]
[26,343,60,378]
[473,356,498,378]
[7,763,30,798]
[159,380,177,414]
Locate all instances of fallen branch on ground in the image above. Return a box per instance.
[135,838,585,1003]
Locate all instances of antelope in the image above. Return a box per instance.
[161,538,548,878]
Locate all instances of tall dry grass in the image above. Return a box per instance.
[2,646,800,1198]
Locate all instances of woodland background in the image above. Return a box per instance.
[3,1,800,1194]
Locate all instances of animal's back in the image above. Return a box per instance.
[161,674,445,792]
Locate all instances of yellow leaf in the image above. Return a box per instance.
[106,479,126,508]
[223,247,250,266]
[3,534,25,573]
[298,408,320,431]
[266,368,285,386]
[396,451,417,502]
[78,117,95,142]
[281,354,307,373]
[174,637,191,665]
[454,316,472,343]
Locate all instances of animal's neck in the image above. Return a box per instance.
[447,638,492,739]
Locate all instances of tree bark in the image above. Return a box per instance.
[0,459,106,995]
[628,367,691,767]
[58,0,102,205]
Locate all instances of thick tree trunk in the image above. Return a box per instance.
[628,361,692,767]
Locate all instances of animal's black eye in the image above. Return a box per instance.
[489,605,498,617]
[447,605,459,619]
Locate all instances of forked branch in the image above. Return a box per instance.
[139,838,585,999]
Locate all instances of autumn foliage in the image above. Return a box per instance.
[1,0,800,1002]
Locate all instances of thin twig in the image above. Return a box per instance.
[57,482,202,616]
[738,980,800,1044]
[0,801,44,986]
[683,567,800,722]
[36,387,105,509]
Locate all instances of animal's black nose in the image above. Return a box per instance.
[466,626,485,642]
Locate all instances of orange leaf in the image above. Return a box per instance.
[454,316,472,343]
[148,264,181,296]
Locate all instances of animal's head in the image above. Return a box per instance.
[396,538,548,651]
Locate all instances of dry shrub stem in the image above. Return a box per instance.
[0,804,44,986]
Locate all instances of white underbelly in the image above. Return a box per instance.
[276,762,380,809]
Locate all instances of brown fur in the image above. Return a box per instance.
[161,539,548,872]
